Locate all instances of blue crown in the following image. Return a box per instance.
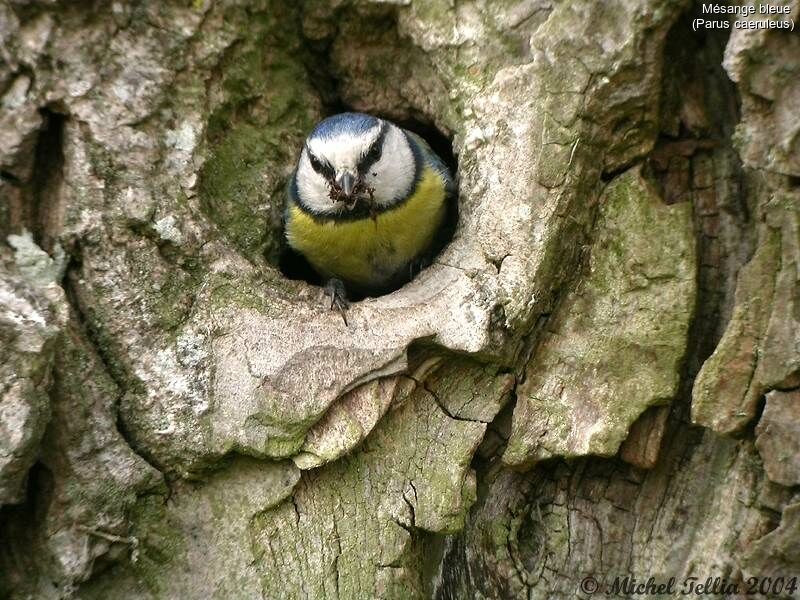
[309,112,380,141]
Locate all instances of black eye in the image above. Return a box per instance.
[307,150,333,179]
[308,152,323,172]
[366,143,382,163]
[359,142,383,175]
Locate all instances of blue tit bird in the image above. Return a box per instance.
[284,112,456,321]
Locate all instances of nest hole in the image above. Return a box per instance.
[279,113,459,302]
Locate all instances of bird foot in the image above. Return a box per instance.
[324,278,350,326]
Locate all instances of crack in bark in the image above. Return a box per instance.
[289,493,301,527]
[61,255,168,484]
[401,483,417,530]
[331,513,342,599]
[403,374,490,425]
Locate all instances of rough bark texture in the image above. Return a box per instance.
[0,1,798,599]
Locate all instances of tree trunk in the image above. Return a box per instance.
[1,1,798,598]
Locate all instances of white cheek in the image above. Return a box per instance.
[296,159,333,212]
[371,128,415,206]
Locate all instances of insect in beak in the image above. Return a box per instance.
[329,170,374,213]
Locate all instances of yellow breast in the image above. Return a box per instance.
[286,167,447,291]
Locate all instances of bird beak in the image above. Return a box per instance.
[336,171,357,197]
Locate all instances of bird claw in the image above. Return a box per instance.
[324,279,350,326]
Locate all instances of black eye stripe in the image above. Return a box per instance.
[358,124,388,175]
[306,147,334,179]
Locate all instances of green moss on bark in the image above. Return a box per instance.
[198,3,322,266]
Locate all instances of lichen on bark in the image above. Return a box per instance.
[504,167,696,468]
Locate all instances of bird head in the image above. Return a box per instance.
[294,112,416,215]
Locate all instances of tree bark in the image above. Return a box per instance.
[0,1,798,599]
